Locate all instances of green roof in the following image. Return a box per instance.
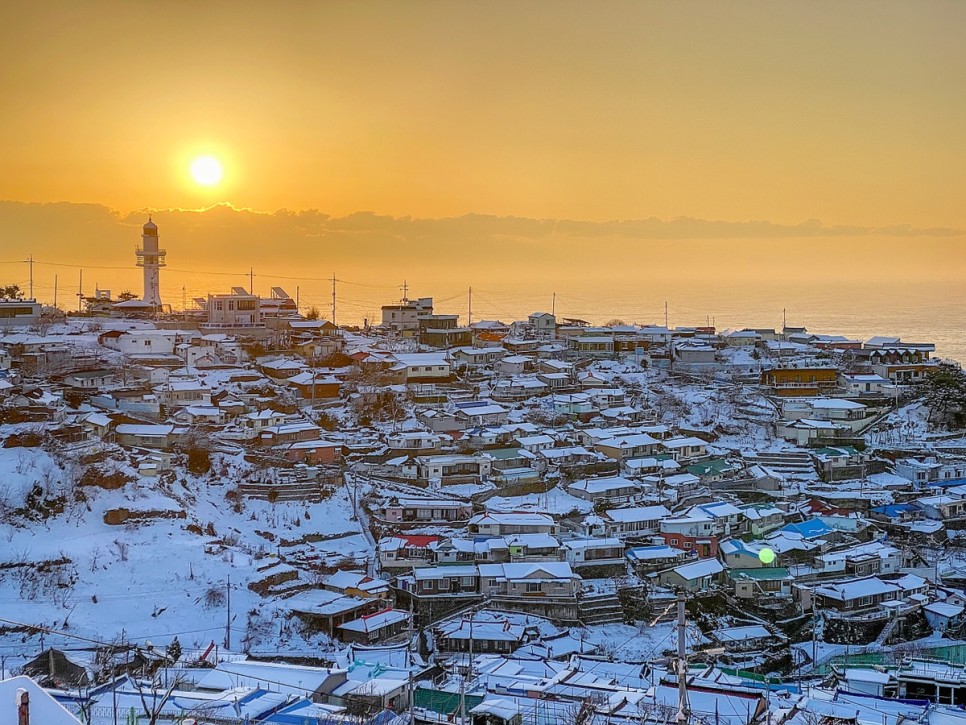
[726,567,791,581]
[686,458,736,476]
[484,447,525,460]
[813,446,860,456]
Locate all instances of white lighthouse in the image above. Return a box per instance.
[135,217,166,308]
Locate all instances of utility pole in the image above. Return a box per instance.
[53,274,58,309]
[182,286,187,317]
[26,255,33,299]
[77,269,83,313]
[459,610,475,724]
[468,286,472,327]
[401,279,409,303]
[676,592,689,725]
[296,286,300,315]
[225,575,231,651]
[812,602,818,665]
[331,273,337,326]
[665,301,669,330]
[407,599,415,724]
[551,292,556,317]
[249,268,254,295]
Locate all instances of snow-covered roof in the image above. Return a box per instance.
[604,505,671,522]
[0,676,81,724]
[670,558,724,580]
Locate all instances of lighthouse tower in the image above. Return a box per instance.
[135,217,166,308]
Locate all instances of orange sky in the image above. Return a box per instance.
[2,1,965,227]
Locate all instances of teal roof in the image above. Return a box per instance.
[686,458,736,476]
[727,567,791,581]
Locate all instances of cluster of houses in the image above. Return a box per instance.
[3,289,966,724]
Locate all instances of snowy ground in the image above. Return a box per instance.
[577,621,708,661]
[485,486,592,515]
[0,443,370,671]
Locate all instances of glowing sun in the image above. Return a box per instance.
[190,155,224,186]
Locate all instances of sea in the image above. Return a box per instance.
[136,274,966,364]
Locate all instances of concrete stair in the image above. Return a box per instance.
[578,592,625,625]
[745,452,816,476]
[236,480,323,503]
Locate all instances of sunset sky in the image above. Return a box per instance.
[1,1,964,339]
[3,1,964,224]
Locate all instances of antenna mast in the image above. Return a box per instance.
[331,273,337,326]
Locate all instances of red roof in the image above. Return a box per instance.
[400,535,439,547]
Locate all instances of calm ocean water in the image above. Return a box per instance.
[142,273,965,364]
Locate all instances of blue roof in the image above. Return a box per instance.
[263,700,398,724]
[780,519,833,539]
[871,504,917,517]
[927,478,966,488]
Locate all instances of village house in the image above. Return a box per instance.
[453,401,509,427]
[337,608,411,645]
[567,475,642,504]
[840,372,893,395]
[64,370,116,390]
[416,453,492,483]
[391,352,452,383]
[377,534,440,570]
[114,423,182,449]
[450,346,505,368]
[286,371,341,399]
[435,614,532,654]
[760,366,839,396]
[469,512,558,536]
[492,377,549,401]
[154,378,212,408]
[381,296,433,336]
[204,288,263,329]
[595,505,671,540]
[494,354,534,375]
[659,513,719,557]
[560,538,625,571]
[728,568,794,600]
[660,436,709,462]
[382,498,473,524]
[416,408,465,432]
[320,570,391,600]
[895,457,966,487]
[658,558,724,592]
[626,545,693,574]
[810,576,905,613]
[274,438,341,465]
[401,564,480,597]
[478,562,581,599]
[387,430,444,453]
[595,432,661,461]
[258,421,322,447]
[419,314,472,348]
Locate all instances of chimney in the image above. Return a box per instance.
[16,688,29,725]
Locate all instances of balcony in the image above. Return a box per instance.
[135,248,168,267]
